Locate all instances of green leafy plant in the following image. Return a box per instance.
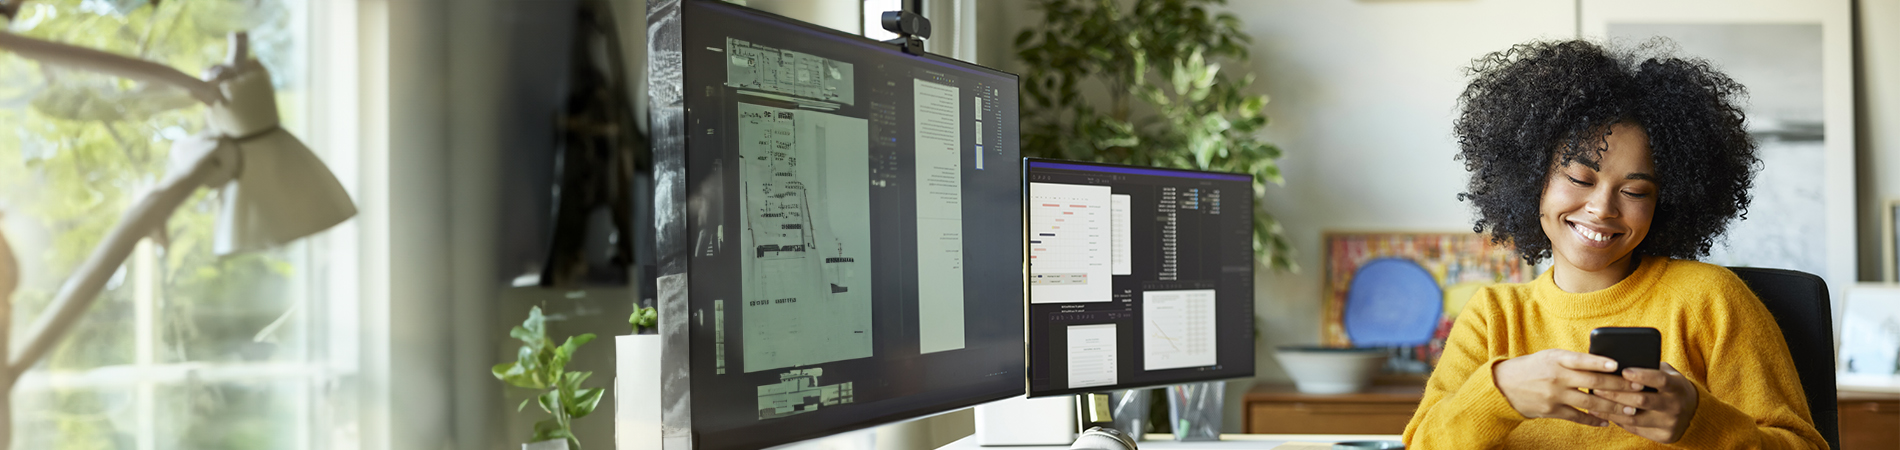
[1016,0,1294,271]
[629,306,656,334]
[494,306,603,449]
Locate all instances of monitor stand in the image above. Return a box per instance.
[1072,392,1140,450]
[1075,392,1114,432]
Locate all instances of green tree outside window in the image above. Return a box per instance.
[0,1,318,448]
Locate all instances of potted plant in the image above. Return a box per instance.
[1015,0,1294,271]
[629,305,656,334]
[495,306,604,450]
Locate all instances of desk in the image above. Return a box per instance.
[1241,383,1899,448]
[936,434,1404,449]
[1243,384,1424,435]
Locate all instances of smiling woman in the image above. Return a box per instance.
[1402,40,1827,449]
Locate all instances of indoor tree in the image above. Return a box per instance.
[1015,0,1294,271]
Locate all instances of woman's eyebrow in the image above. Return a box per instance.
[1626,172,1656,181]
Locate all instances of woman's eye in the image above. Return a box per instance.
[1623,191,1650,199]
[1567,176,1592,187]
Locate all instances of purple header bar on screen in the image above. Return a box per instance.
[1028,161,1252,182]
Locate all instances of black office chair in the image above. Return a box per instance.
[1727,267,1838,450]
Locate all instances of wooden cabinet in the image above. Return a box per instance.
[1838,390,1900,450]
[1243,383,1424,435]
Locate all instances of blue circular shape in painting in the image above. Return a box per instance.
[1343,258,1443,347]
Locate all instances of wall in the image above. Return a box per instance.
[1224,0,1575,391]
[1857,0,1900,283]
[979,0,1900,435]
[359,1,648,449]
[980,0,1576,432]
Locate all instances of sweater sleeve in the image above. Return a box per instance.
[1666,275,1827,449]
[1403,289,1524,448]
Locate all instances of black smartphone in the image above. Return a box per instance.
[1588,327,1660,393]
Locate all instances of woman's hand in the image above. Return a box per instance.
[1493,349,1640,427]
[1588,362,1700,444]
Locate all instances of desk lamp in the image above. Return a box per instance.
[0,23,356,444]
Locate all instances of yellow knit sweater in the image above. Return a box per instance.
[1402,256,1826,449]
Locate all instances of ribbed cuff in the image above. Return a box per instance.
[1463,357,1528,433]
[1669,380,1745,448]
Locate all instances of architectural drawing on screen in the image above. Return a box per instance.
[736,102,874,372]
[727,38,855,105]
[756,368,856,420]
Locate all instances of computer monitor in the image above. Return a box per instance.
[1023,159,1256,398]
[647,1,1024,448]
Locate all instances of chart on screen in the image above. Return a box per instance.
[1143,289,1217,371]
[1029,182,1111,304]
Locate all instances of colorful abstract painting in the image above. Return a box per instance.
[1322,232,1533,373]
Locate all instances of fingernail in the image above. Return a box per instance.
[1624,406,1635,415]
[1605,361,1616,370]
[1631,382,1642,390]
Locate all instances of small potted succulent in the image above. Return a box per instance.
[495,306,604,450]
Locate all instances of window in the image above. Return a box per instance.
[0,0,352,448]
[863,0,901,40]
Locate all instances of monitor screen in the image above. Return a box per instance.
[1023,159,1256,397]
[673,2,1024,448]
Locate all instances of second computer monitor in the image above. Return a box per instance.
[1024,159,1256,397]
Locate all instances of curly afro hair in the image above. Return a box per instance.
[1454,39,1758,266]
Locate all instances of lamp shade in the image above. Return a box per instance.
[205,59,355,255]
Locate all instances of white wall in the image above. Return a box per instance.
[1230,0,1575,379]
[748,0,866,33]
[367,1,457,449]
[980,0,1576,432]
[1857,0,1900,282]
[979,0,1900,434]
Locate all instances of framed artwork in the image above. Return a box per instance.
[1581,0,1857,321]
[1838,284,1900,392]
[1321,232,1533,373]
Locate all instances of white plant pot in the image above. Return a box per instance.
[617,334,662,450]
[523,439,570,450]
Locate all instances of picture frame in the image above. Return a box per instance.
[1580,0,1857,327]
[1320,232,1533,373]
[1838,284,1900,393]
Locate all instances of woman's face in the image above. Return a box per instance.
[1539,122,1658,275]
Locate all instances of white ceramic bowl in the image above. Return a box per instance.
[1273,347,1389,394]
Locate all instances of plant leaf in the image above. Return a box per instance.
[570,387,605,419]
[539,389,560,415]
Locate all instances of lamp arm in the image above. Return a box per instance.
[0,31,223,105]
[3,146,228,380]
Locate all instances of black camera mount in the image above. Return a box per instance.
[880,0,931,56]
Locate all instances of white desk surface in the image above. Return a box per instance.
[937,434,1404,450]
